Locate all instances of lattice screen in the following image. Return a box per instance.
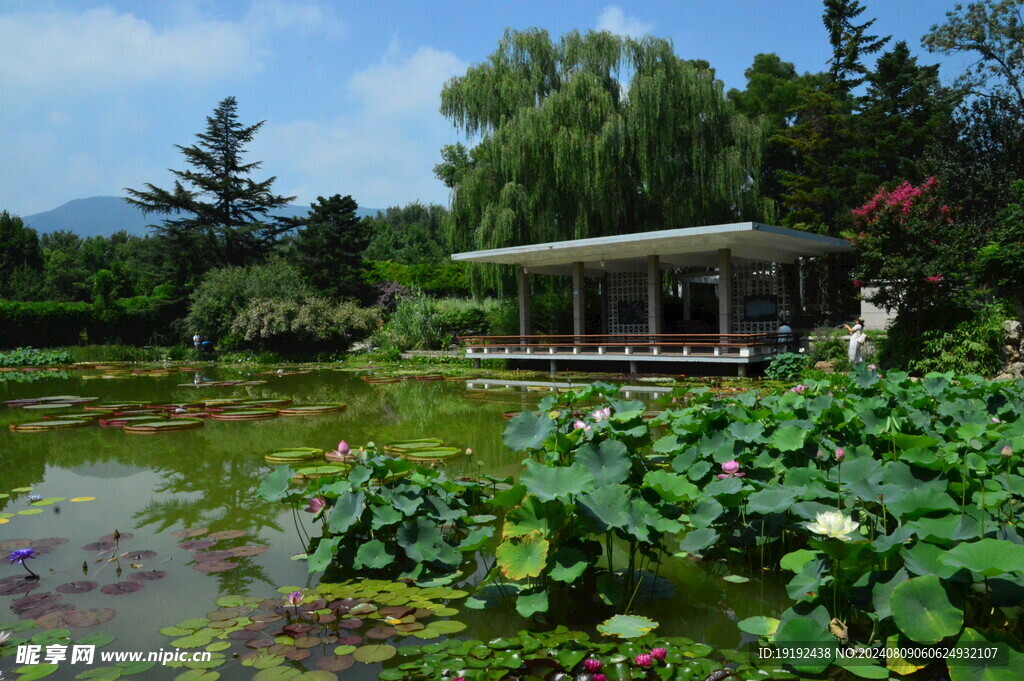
[607,271,648,334]
[730,262,791,333]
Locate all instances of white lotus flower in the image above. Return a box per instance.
[0,629,11,645]
[806,511,860,542]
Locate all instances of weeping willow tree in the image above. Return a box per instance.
[439,29,770,292]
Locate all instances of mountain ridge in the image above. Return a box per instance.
[20,196,382,238]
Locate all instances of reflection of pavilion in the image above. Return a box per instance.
[453,223,851,376]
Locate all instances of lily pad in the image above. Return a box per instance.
[352,643,397,663]
[596,614,660,639]
[193,561,240,573]
[63,608,116,627]
[100,582,143,595]
[57,581,99,594]
[206,529,247,540]
[127,570,167,582]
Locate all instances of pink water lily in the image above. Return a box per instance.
[584,658,602,672]
[717,460,745,479]
[634,652,654,668]
[651,647,667,661]
[593,675,607,681]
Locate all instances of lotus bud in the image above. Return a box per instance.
[584,658,602,672]
[816,448,824,459]
[337,441,350,455]
[465,448,474,456]
[992,417,1001,424]
[634,652,654,668]
[651,647,667,661]
[835,447,845,461]
[286,590,302,606]
[1001,446,1012,458]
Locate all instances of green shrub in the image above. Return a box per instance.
[373,295,512,352]
[807,327,851,370]
[764,352,809,380]
[230,297,380,352]
[0,297,176,348]
[879,301,1007,376]
[185,260,313,342]
[365,260,470,295]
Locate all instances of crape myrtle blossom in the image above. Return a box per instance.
[807,511,860,541]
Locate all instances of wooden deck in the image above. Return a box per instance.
[461,333,799,374]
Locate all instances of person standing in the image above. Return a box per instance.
[193,333,201,351]
[843,317,868,365]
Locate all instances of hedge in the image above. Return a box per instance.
[0,297,181,348]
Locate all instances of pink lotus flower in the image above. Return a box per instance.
[717,460,745,479]
[584,658,602,672]
[303,496,326,516]
[790,384,807,394]
[573,420,591,432]
[1002,446,1013,457]
[634,652,654,668]
[325,440,352,462]
[286,590,302,606]
[590,406,612,422]
[336,441,350,455]
[835,447,845,462]
[651,647,667,661]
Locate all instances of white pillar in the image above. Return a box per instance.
[572,261,585,338]
[718,248,732,335]
[518,266,531,342]
[647,255,662,335]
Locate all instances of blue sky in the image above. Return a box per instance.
[0,0,968,216]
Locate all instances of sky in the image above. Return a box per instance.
[0,0,971,217]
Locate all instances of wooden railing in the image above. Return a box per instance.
[459,332,800,358]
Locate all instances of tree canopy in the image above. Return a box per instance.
[440,29,767,290]
[125,96,295,280]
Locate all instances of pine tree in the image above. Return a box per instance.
[125,97,294,280]
[823,0,890,94]
[288,195,373,303]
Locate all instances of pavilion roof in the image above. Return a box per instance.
[451,222,852,275]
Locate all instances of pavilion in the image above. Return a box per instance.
[452,222,852,375]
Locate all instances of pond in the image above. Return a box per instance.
[0,367,790,681]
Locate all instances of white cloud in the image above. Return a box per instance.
[596,6,654,38]
[0,2,342,96]
[253,44,467,210]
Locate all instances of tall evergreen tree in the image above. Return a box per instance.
[823,0,890,94]
[288,195,373,303]
[125,97,294,282]
[858,41,954,186]
[0,211,43,299]
[440,29,767,292]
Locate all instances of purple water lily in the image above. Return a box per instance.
[303,496,327,516]
[286,590,303,607]
[7,548,39,579]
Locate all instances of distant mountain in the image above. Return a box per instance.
[21,196,381,238]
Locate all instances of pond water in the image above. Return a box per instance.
[0,367,789,680]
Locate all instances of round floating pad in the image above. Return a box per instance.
[111,409,165,417]
[502,411,522,420]
[399,446,463,462]
[264,447,324,464]
[237,398,294,407]
[43,411,109,421]
[209,409,279,421]
[169,411,211,419]
[22,403,75,411]
[413,375,444,381]
[293,464,349,479]
[84,402,148,412]
[123,418,204,433]
[383,438,443,454]
[99,415,168,427]
[202,399,243,407]
[10,419,91,432]
[278,404,347,416]
[360,376,401,384]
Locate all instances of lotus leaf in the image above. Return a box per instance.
[596,614,659,639]
[495,532,549,580]
[890,575,963,643]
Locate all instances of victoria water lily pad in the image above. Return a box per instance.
[209,409,279,421]
[277,404,347,416]
[123,418,204,432]
[10,418,91,432]
[596,614,660,639]
[265,448,324,464]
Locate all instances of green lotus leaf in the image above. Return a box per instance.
[728,421,764,442]
[307,536,340,573]
[890,575,963,644]
[515,589,548,618]
[745,488,798,514]
[548,546,589,583]
[738,616,780,636]
[495,532,549,580]
[502,411,555,452]
[355,539,396,569]
[770,423,807,451]
[577,484,631,530]
[948,628,1024,681]
[503,496,565,537]
[575,439,631,486]
[326,490,365,534]
[519,461,593,502]
[677,528,718,555]
[596,614,659,639]
[256,466,294,502]
[939,538,1024,577]
[643,470,699,503]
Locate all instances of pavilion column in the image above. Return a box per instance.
[572,261,585,338]
[718,248,733,335]
[682,278,691,322]
[518,266,531,345]
[599,274,609,335]
[647,255,662,336]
